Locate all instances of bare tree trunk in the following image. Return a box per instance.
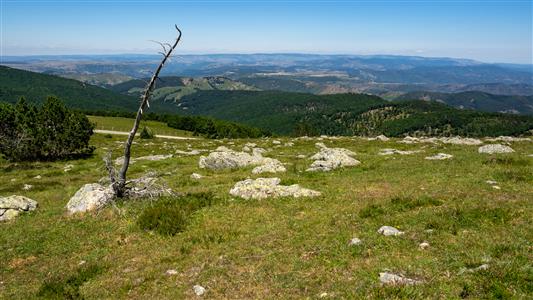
[112,25,182,197]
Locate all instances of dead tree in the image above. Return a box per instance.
[107,25,182,197]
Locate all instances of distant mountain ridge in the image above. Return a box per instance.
[395,91,533,115]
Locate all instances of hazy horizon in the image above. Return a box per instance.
[1,0,531,64]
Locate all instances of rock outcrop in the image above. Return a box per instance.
[425,153,453,160]
[379,272,421,285]
[66,183,114,214]
[229,178,321,200]
[0,195,38,221]
[478,144,515,154]
[199,148,285,174]
[379,148,421,156]
[307,143,360,172]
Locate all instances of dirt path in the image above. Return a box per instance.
[94,129,197,140]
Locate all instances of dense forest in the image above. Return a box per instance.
[178,90,533,137]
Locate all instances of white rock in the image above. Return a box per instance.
[166,269,178,276]
[349,238,362,246]
[175,149,202,156]
[425,153,453,160]
[252,158,286,174]
[458,264,489,275]
[368,135,389,141]
[229,178,321,200]
[193,285,206,296]
[272,140,282,145]
[190,173,203,179]
[379,272,421,285]
[492,185,501,190]
[34,175,41,179]
[23,184,33,190]
[115,154,172,165]
[485,136,530,142]
[378,226,404,236]
[66,183,114,214]
[379,148,421,156]
[0,195,38,221]
[478,144,514,154]
[307,143,360,172]
[64,164,74,172]
[419,242,430,249]
[486,180,498,185]
[319,292,328,298]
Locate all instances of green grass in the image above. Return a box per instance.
[0,134,532,298]
[87,115,192,137]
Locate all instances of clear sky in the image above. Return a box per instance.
[1,0,532,64]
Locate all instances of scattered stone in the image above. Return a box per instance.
[272,140,282,145]
[252,158,286,174]
[368,135,390,141]
[492,185,501,190]
[296,154,307,159]
[485,136,531,142]
[379,148,421,156]
[78,260,86,265]
[175,149,202,156]
[399,136,482,145]
[242,146,251,152]
[190,173,203,179]
[33,175,41,179]
[285,142,295,147]
[349,238,362,246]
[425,153,453,160]
[10,179,16,182]
[458,264,489,275]
[0,195,38,222]
[379,272,421,285]
[478,144,514,154]
[66,183,114,214]
[319,292,329,298]
[244,142,257,148]
[419,242,430,250]
[166,269,178,276]
[115,154,173,165]
[22,184,33,190]
[306,143,360,172]
[199,147,284,174]
[229,177,321,200]
[193,285,206,296]
[63,164,74,172]
[378,226,404,236]
[486,180,498,185]
[125,175,174,199]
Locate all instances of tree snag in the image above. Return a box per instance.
[110,25,182,197]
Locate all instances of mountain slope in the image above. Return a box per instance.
[178,90,533,137]
[395,91,533,115]
[0,66,138,111]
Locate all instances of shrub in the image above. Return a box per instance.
[0,97,94,161]
[37,264,103,299]
[139,126,154,139]
[137,193,215,236]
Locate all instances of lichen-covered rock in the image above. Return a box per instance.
[485,136,531,142]
[0,195,38,221]
[125,176,174,199]
[379,272,421,285]
[368,135,390,141]
[66,183,114,214]
[478,144,515,154]
[400,136,482,145]
[175,149,202,156]
[115,154,173,165]
[229,178,321,200]
[307,143,360,172]
[199,147,285,174]
[377,226,404,236]
[425,153,453,160]
[190,173,203,179]
[379,148,421,156]
[252,158,286,174]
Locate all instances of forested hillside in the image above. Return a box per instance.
[0,66,138,111]
[395,91,533,115]
[179,90,533,137]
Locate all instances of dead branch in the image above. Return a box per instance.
[112,25,182,197]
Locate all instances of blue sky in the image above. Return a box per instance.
[1,0,531,63]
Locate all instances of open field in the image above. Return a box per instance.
[88,115,193,137]
[1,132,532,299]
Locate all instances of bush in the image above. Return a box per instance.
[139,126,154,139]
[137,193,215,236]
[37,264,103,299]
[0,97,95,161]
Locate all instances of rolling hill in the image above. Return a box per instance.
[178,90,533,137]
[395,91,533,115]
[0,65,138,111]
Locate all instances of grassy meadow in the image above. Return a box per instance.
[0,118,532,299]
